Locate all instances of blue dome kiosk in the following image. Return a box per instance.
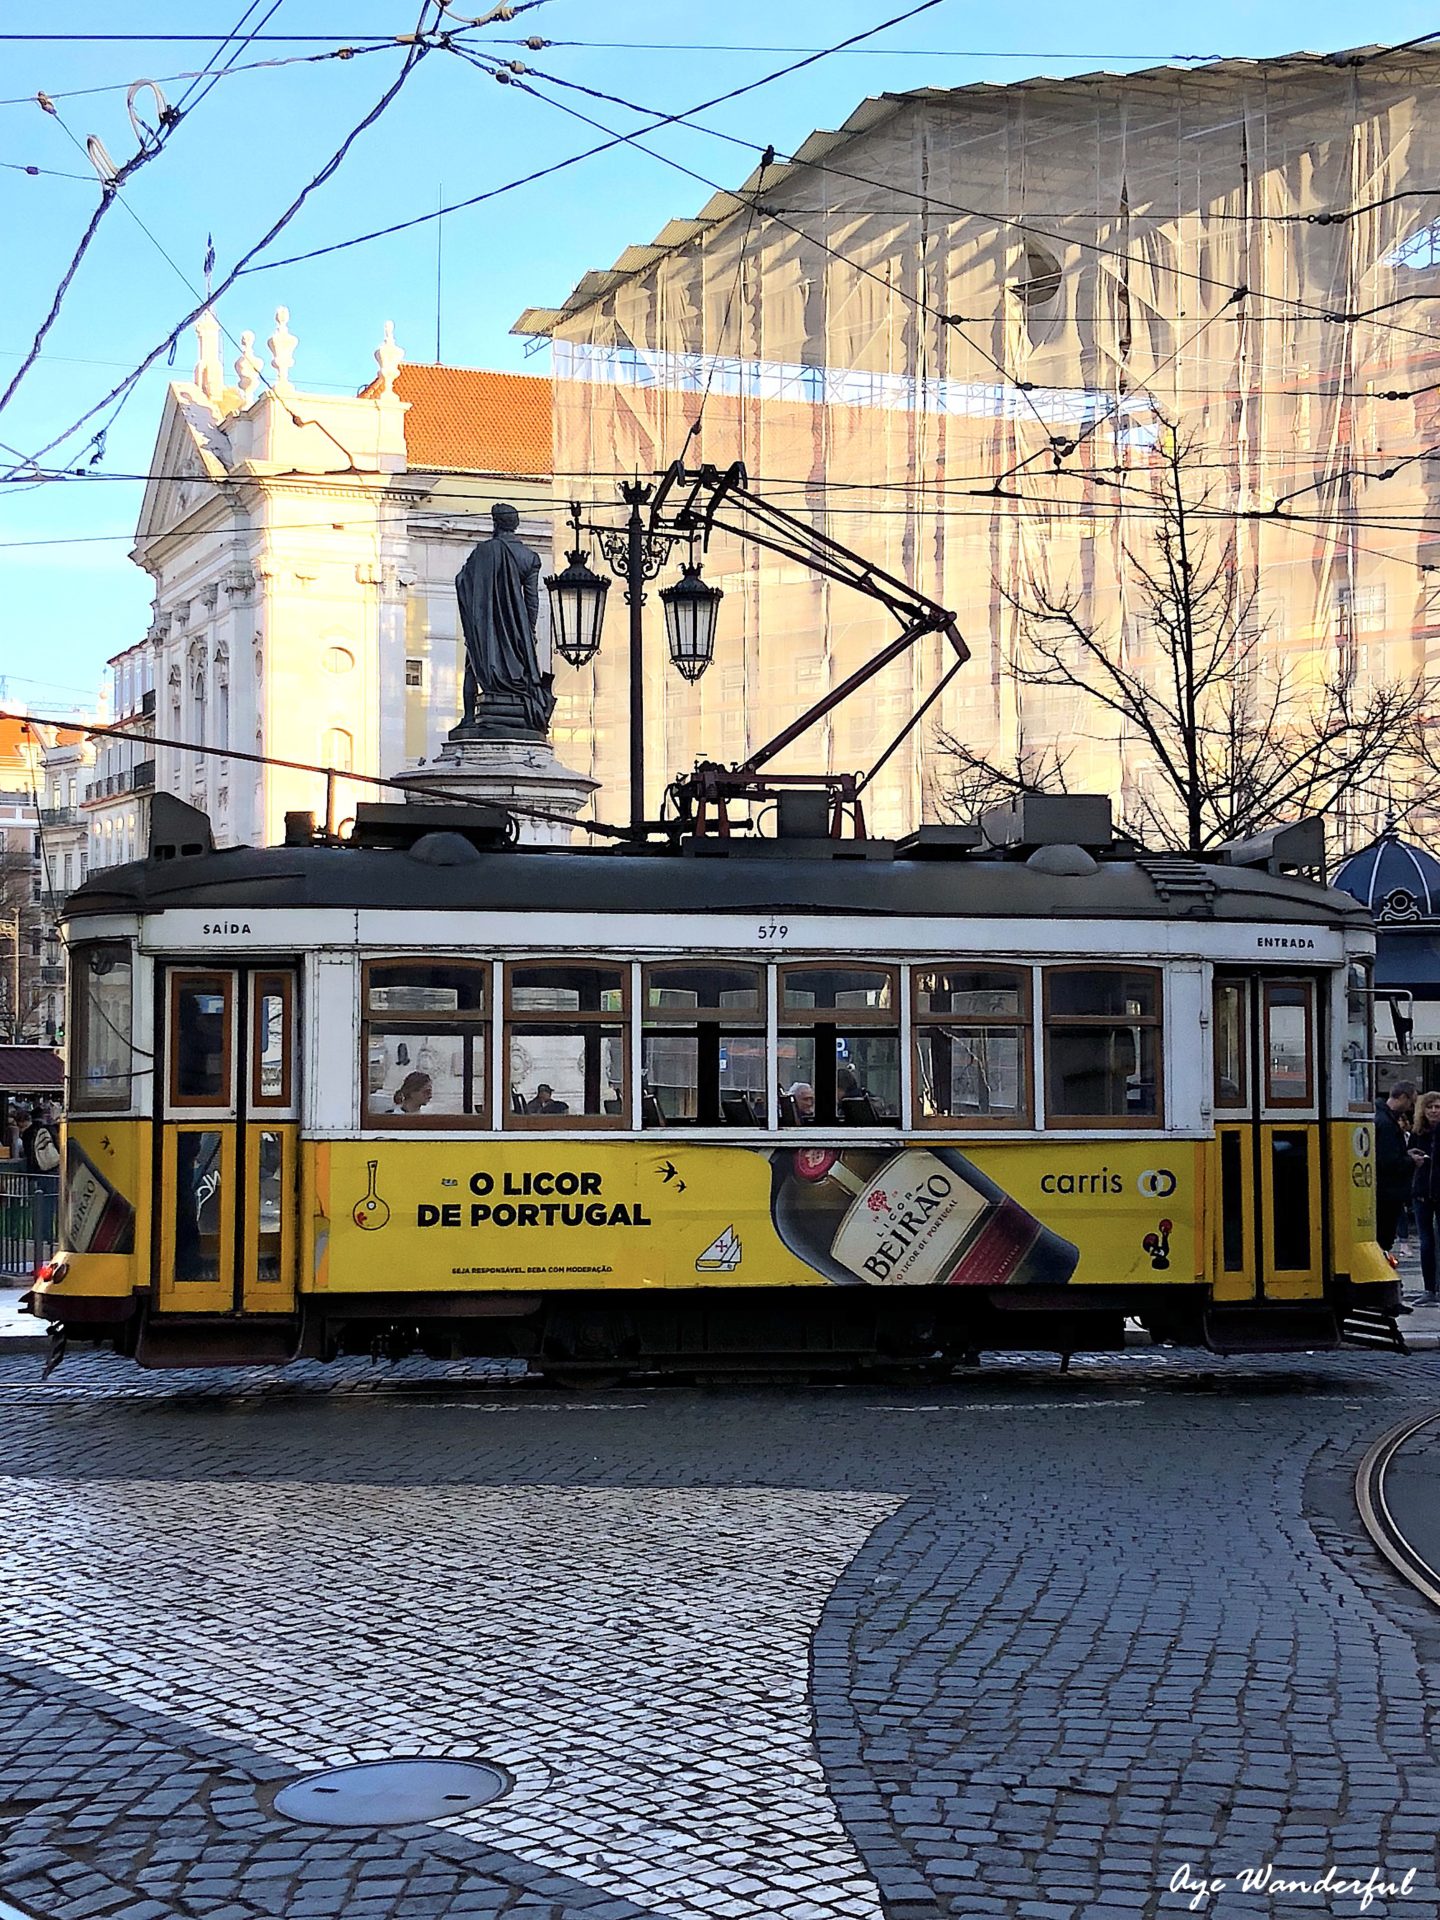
[1333,826,1440,1088]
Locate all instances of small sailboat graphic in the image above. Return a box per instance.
[352,1160,391,1231]
[696,1224,742,1273]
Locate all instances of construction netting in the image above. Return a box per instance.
[528,49,1440,845]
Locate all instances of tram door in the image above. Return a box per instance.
[156,966,299,1317]
[1212,972,1326,1301]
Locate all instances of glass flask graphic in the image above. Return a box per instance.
[352,1160,391,1231]
[770,1144,1078,1288]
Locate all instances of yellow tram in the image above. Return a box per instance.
[29,790,1393,1371]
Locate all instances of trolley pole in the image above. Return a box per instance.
[622,480,653,836]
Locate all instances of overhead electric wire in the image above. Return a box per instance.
[1,12,439,482]
[253,0,950,272]
[0,38,413,110]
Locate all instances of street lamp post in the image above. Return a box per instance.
[546,483,723,836]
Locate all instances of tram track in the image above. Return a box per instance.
[1355,1409,1440,1608]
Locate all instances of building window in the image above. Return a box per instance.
[324,646,355,675]
[363,960,488,1124]
[1044,967,1162,1124]
[405,658,425,688]
[325,728,353,773]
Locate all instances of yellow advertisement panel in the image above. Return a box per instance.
[45,1119,148,1299]
[319,1138,1203,1294]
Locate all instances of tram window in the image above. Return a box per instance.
[1346,963,1373,1112]
[174,1129,223,1281]
[69,941,133,1112]
[252,973,292,1109]
[1044,967,1161,1123]
[170,974,233,1108]
[777,966,899,1127]
[1213,979,1249,1111]
[507,963,628,1126]
[1263,982,1314,1108]
[363,962,487,1125]
[642,964,766,1125]
[507,1028,626,1124]
[913,967,1030,1126]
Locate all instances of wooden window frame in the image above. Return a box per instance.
[1042,964,1164,1129]
[640,962,767,1129]
[504,961,630,1130]
[1261,978,1316,1112]
[68,939,134,1115]
[360,959,491,1131]
[777,963,898,1025]
[167,969,235,1114]
[250,970,295,1113]
[911,964,1033,1129]
[1212,976,1250,1115]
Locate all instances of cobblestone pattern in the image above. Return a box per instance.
[812,1364,1440,1919]
[3,1348,1440,1920]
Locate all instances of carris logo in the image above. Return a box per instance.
[1137,1168,1178,1198]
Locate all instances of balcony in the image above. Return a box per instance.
[39,806,77,826]
[130,759,156,792]
[142,688,156,717]
[39,964,64,986]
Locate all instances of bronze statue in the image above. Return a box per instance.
[454,503,555,737]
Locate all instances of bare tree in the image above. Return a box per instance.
[932,731,1071,826]
[935,437,1428,854]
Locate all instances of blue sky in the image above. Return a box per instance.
[2,0,1438,712]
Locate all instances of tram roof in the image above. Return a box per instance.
[63,836,1371,930]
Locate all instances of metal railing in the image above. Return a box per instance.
[0,1169,58,1276]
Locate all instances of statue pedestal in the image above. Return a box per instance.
[394,728,599,846]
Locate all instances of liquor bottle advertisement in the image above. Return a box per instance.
[61,1130,137,1256]
[323,1139,1199,1291]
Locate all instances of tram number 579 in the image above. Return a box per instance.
[757,922,790,941]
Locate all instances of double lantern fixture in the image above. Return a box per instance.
[545,496,724,684]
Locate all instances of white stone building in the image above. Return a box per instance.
[94,310,553,865]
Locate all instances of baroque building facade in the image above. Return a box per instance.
[89,309,552,867]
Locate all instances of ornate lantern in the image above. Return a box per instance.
[660,562,723,682]
[545,546,609,668]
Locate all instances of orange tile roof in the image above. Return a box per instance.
[0,717,83,770]
[358,363,552,474]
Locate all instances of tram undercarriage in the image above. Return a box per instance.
[29,1278,1405,1373]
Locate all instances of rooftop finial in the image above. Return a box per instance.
[374,319,404,397]
[235,330,262,405]
[192,307,223,402]
[268,304,297,392]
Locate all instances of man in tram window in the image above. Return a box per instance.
[1376,1079,1418,1252]
[783,1081,816,1124]
[526,1082,569,1116]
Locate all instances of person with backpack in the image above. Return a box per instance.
[18,1100,60,1271]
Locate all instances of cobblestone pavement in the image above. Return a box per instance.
[2,1346,1440,1920]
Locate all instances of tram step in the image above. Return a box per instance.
[134,1317,301,1369]
[1340,1308,1409,1355]
[1202,1306,1340,1354]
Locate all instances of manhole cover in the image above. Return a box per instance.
[274,1758,508,1827]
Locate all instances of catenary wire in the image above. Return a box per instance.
[0,13,439,481]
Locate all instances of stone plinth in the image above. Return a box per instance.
[394,729,599,846]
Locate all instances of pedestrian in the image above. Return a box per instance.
[1410,1091,1440,1301]
[1375,1079,1419,1255]
[17,1098,60,1271]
